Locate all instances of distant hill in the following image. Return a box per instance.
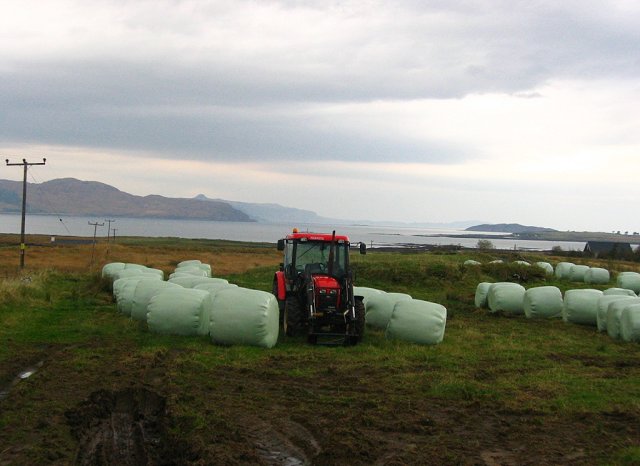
[466,223,557,234]
[195,194,324,223]
[0,178,252,222]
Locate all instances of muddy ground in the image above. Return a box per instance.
[1,340,638,466]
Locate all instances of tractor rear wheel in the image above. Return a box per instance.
[284,296,304,337]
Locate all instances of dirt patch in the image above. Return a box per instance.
[65,387,194,466]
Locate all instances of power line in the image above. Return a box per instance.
[4,158,47,269]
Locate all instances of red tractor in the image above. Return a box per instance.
[273,229,367,345]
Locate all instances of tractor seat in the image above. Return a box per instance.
[304,263,324,274]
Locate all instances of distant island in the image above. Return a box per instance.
[465,223,557,234]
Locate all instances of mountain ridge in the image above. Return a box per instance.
[0,178,252,222]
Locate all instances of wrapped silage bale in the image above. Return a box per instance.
[607,298,640,339]
[523,286,563,319]
[562,289,603,326]
[177,259,202,268]
[603,288,636,297]
[616,272,640,294]
[147,288,212,336]
[101,262,125,280]
[143,267,165,280]
[113,276,148,300]
[194,282,238,301]
[210,288,279,348]
[534,262,554,275]
[170,267,210,279]
[130,280,182,322]
[365,292,412,329]
[555,262,575,280]
[112,268,144,284]
[176,261,212,277]
[584,268,610,285]
[487,282,526,314]
[568,265,590,282]
[169,275,226,288]
[596,296,638,333]
[385,299,447,345]
[514,261,530,266]
[354,287,385,307]
[124,263,147,270]
[464,260,481,266]
[488,260,503,264]
[620,304,640,342]
[474,282,492,309]
[116,278,159,316]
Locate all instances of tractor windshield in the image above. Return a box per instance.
[294,241,348,277]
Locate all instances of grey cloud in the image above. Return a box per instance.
[1,0,639,163]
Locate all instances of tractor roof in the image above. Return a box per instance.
[285,232,350,243]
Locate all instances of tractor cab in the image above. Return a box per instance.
[274,229,366,345]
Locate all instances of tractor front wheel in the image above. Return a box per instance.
[348,299,366,345]
[284,296,304,337]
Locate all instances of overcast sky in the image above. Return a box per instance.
[1,0,639,232]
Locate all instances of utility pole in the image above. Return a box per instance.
[5,158,46,269]
[104,219,115,242]
[112,228,118,243]
[88,221,104,268]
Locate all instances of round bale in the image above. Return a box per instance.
[562,289,603,326]
[620,304,640,343]
[474,282,492,309]
[385,299,447,345]
[584,267,610,285]
[607,298,640,339]
[523,286,563,319]
[487,282,526,314]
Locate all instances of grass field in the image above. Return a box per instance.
[0,235,639,465]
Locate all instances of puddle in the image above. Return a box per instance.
[0,361,44,401]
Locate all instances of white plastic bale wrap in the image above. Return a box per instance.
[124,263,146,270]
[130,281,182,322]
[384,299,447,345]
[464,260,481,266]
[562,289,603,326]
[555,262,575,279]
[364,292,412,329]
[111,268,143,284]
[474,283,492,309]
[616,272,640,294]
[193,282,238,300]
[596,296,638,332]
[523,286,563,319]
[514,261,530,266]
[489,260,503,264]
[147,288,213,336]
[487,283,526,314]
[209,288,279,348]
[113,275,154,300]
[170,268,210,279]
[101,262,125,279]
[607,298,640,339]
[177,260,202,268]
[584,268,610,285]
[169,276,226,288]
[176,262,212,276]
[143,268,165,280]
[353,287,384,306]
[603,288,637,297]
[116,278,159,316]
[620,304,640,342]
[568,265,590,282]
[534,262,554,275]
